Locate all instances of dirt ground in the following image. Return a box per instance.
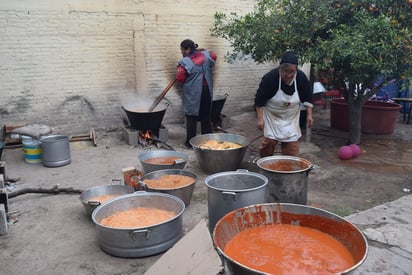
[1,104,411,274]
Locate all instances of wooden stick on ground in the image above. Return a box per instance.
[8,186,83,199]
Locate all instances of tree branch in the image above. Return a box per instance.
[8,186,83,199]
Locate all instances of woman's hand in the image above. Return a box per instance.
[256,107,264,131]
[257,117,264,131]
[306,107,314,128]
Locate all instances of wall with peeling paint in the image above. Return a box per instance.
[0,1,275,134]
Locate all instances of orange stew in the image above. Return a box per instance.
[224,224,355,274]
[143,174,194,189]
[144,156,182,165]
[88,194,119,204]
[100,207,175,228]
[261,160,307,171]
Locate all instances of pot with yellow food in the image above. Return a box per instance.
[190,133,250,173]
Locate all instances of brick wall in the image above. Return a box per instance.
[0,1,274,134]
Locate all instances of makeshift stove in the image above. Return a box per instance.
[123,125,169,147]
[121,100,170,148]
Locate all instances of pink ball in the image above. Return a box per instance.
[349,144,361,158]
[338,146,353,160]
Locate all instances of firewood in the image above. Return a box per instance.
[8,186,83,199]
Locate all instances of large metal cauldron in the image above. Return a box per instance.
[256,155,313,205]
[213,203,368,275]
[122,101,168,131]
[205,170,268,234]
[190,133,250,173]
[92,192,185,258]
[139,169,197,207]
[138,150,188,174]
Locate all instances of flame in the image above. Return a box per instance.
[142,130,152,139]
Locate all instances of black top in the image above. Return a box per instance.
[254,68,313,107]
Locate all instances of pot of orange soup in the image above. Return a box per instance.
[256,156,314,205]
[138,150,188,174]
[92,192,185,258]
[213,203,368,275]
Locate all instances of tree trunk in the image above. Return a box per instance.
[347,97,362,145]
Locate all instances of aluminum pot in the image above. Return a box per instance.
[256,155,314,205]
[39,134,71,167]
[139,169,197,206]
[92,192,185,258]
[190,133,250,173]
[79,183,134,217]
[213,203,368,275]
[138,150,188,174]
[204,169,268,234]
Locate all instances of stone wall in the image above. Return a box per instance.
[0,0,274,134]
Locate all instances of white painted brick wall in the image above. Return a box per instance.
[0,1,274,134]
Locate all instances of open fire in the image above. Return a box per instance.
[138,130,155,146]
[123,126,169,147]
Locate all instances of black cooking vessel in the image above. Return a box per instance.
[122,103,168,131]
[211,94,228,127]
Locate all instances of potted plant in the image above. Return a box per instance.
[211,0,412,144]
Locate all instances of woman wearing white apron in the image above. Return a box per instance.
[255,51,313,157]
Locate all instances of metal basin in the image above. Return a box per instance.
[138,150,188,174]
[79,184,134,217]
[189,133,250,173]
[213,203,368,275]
[139,169,197,206]
[92,192,185,258]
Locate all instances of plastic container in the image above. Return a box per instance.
[22,135,42,164]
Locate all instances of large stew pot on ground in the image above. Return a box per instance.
[138,150,188,173]
[79,184,134,217]
[139,169,197,207]
[189,133,250,173]
[92,192,185,258]
[213,203,368,275]
[122,101,168,131]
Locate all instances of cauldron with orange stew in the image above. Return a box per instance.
[92,192,185,258]
[213,203,368,275]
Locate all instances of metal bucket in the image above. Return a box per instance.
[22,136,42,164]
[204,169,268,234]
[39,135,71,167]
[213,203,368,275]
[256,155,313,205]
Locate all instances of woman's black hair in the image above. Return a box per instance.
[180,39,198,52]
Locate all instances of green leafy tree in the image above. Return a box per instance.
[211,0,412,144]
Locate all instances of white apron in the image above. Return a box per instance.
[263,75,301,142]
